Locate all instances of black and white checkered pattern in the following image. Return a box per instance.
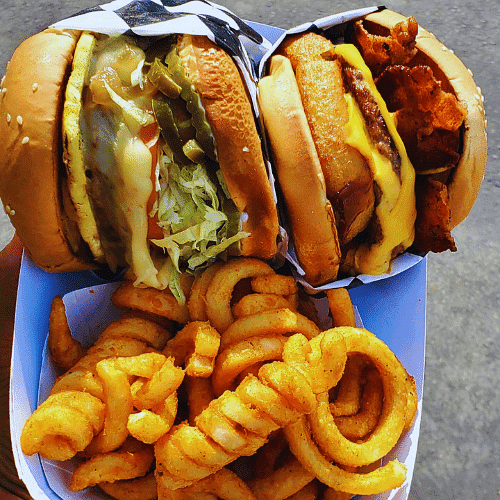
[257,5,385,78]
[51,0,271,80]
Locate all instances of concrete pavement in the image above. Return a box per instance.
[1,1,499,498]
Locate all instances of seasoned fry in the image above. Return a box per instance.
[334,365,384,440]
[112,279,192,324]
[232,293,294,319]
[84,358,133,455]
[48,296,86,371]
[188,262,225,321]
[251,274,298,297]
[163,321,220,377]
[114,352,167,378]
[308,328,412,468]
[98,315,172,350]
[131,357,184,410]
[330,354,370,417]
[249,457,315,500]
[325,288,356,327]
[185,375,214,425]
[220,308,320,351]
[205,258,275,332]
[212,335,288,396]
[285,416,407,495]
[20,391,105,460]
[127,409,172,444]
[99,473,158,500]
[70,439,154,492]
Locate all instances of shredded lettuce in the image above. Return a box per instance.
[151,155,248,296]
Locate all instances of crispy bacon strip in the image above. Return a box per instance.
[413,177,456,253]
[353,17,418,76]
[375,64,465,175]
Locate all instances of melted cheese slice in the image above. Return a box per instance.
[337,44,416,275]
[65,33,161,287]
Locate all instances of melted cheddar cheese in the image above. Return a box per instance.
[337,44,416,276]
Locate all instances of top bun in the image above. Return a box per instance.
[0,29,95,272]
[362,9,487,228]
[178,35,279,259]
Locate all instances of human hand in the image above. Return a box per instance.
[0,235,32,499]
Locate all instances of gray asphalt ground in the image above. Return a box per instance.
[1,0,499,499]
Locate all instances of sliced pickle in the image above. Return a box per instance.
[183,139,205,163]
[152,96,186,163]
[147,58,182,98]
[164,46,217,160]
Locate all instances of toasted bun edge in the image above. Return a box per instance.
[178,34,279,260]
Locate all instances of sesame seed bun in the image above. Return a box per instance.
[0,29,95,272]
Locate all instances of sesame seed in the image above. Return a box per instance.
[6,113,11,123]
[17,115,23,126]
[4,205,15,216]
[22,136,29,144]
[242,146,249,152]
[1,88,6,95]
[32,83,38,92]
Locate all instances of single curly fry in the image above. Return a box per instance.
[48,296,86,371]
[163,321,220,377]
[205,258,275,332]
[20,391,104,461]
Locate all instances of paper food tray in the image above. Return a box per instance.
[11,251,426,500]
[9,3,426,499]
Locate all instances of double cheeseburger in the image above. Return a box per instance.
[258,9,487,286]
[0,29,279,295]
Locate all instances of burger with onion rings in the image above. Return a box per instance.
[258,9,487,286]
